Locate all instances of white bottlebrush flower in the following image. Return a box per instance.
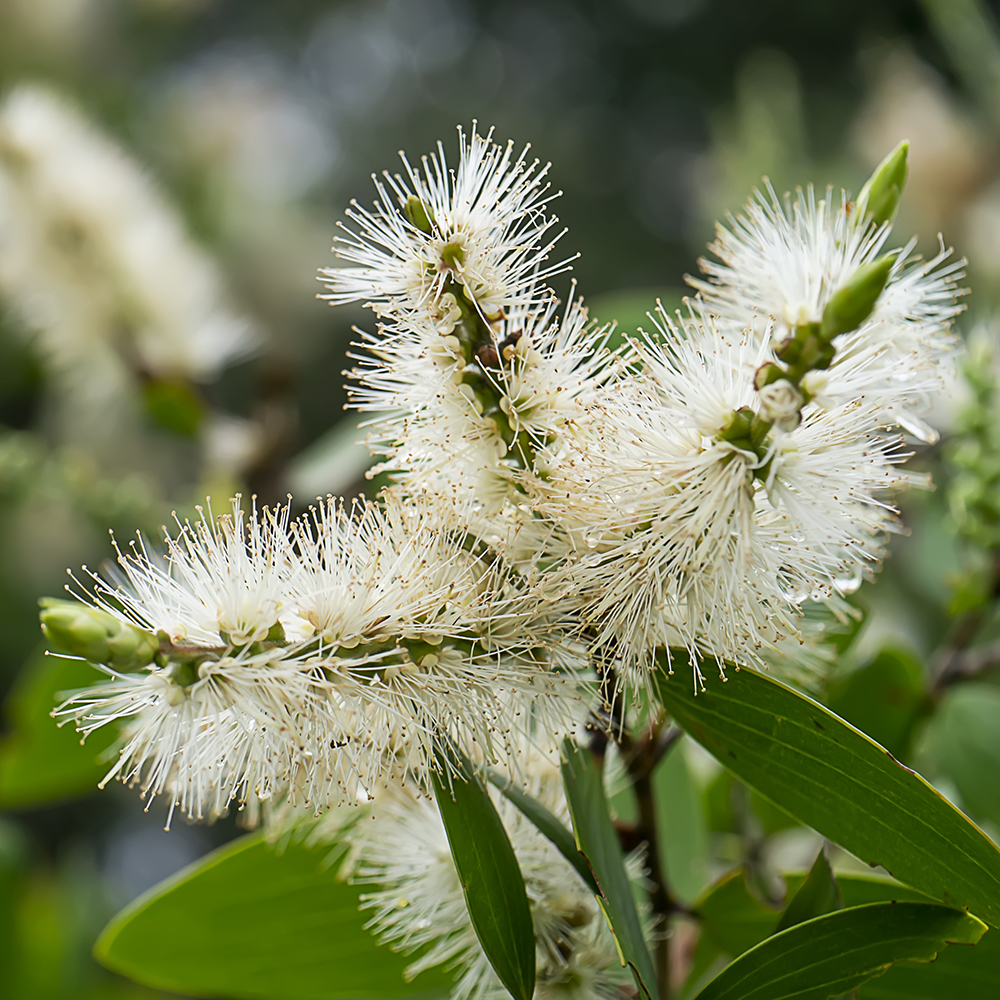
[55,495,582,822]
[0,84,255,393]
[688,183,963,433]
[347,282,617,514]
[539,309,915,681]
[336,742,638,1000]
[318,123,570,331]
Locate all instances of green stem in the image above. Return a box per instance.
[620,725,680,1000]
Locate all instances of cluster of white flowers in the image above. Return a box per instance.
[42,125,964,1000]
[0,85,255,397]
[50,494,578,826]
[320,130,962,685]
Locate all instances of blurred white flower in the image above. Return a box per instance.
[0,84,255,394]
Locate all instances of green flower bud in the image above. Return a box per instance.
[719,406,755,444]
[754,362,785,390]
[403,195,434,234]
[39,598,158,671]
[819,254,895,342]
[858,140,909,227]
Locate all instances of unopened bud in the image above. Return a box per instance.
[858,140,909,227]
[719,406,754,444]
[403,195,434,234]
[757,380,804,432]
[39,598,158,671]
[754,362,785,390]
[819,255,895,341]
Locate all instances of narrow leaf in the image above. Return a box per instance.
[693,902,986,1000]
[655,663,1000,925]
[560,739,656,1000]
[486,769,599,894]
[96,832,453,1000]
[432,762,535,1000]
[775,848,841,932]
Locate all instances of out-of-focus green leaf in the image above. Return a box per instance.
[486,769,599,894]
[655,660,1000,926]
[827,647,928,760]
[693,869,781,958]
[142,378,203,436]
[96,832,453,1000]
[653,739,709,904]
[560,739,656,1000]
[775,849,841,933]
[918,682,1000,829]
[433,764,535,1000]
[0,647,116,807]
[692,902,985,1000]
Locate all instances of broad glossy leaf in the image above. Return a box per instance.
[693,902,985,1000]
[0,648,117,807]
[432,765,535,1000]
[655,662,1000,925]
[486,769,599,894]
[918,682,1000,828]
[775,849,841,933]
[652,739,709,904]
[692,871,1000,999]
[560,740,656,1000]
[827,647,928,761]
[97,832,453,1000]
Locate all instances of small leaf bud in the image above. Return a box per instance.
[819,254,895,342]
[858,140,909,227]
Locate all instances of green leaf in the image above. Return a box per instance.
[827,647,929,761]
[560,739,656,1000]
[653,738,709,904]
[693,902,985,1000]
[432,763,535,1000]
[0,648,117,807]
[655,662,1000,925]
[775,849,841,933]
[486,769,599,894]
[96,832,453,1000]
[918,682,1000,828]
[694,868,783,958]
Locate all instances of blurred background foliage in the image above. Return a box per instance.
[5,0,1000,996]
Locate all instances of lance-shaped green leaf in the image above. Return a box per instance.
[432,761,535,1000]
[858,140,909,226]
[560,739,656,1000]
[775,848,842,933]
[655,662,1000,926]
[96,832,453,1000]
[693,902,985,1000]
[486,769,599,894]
